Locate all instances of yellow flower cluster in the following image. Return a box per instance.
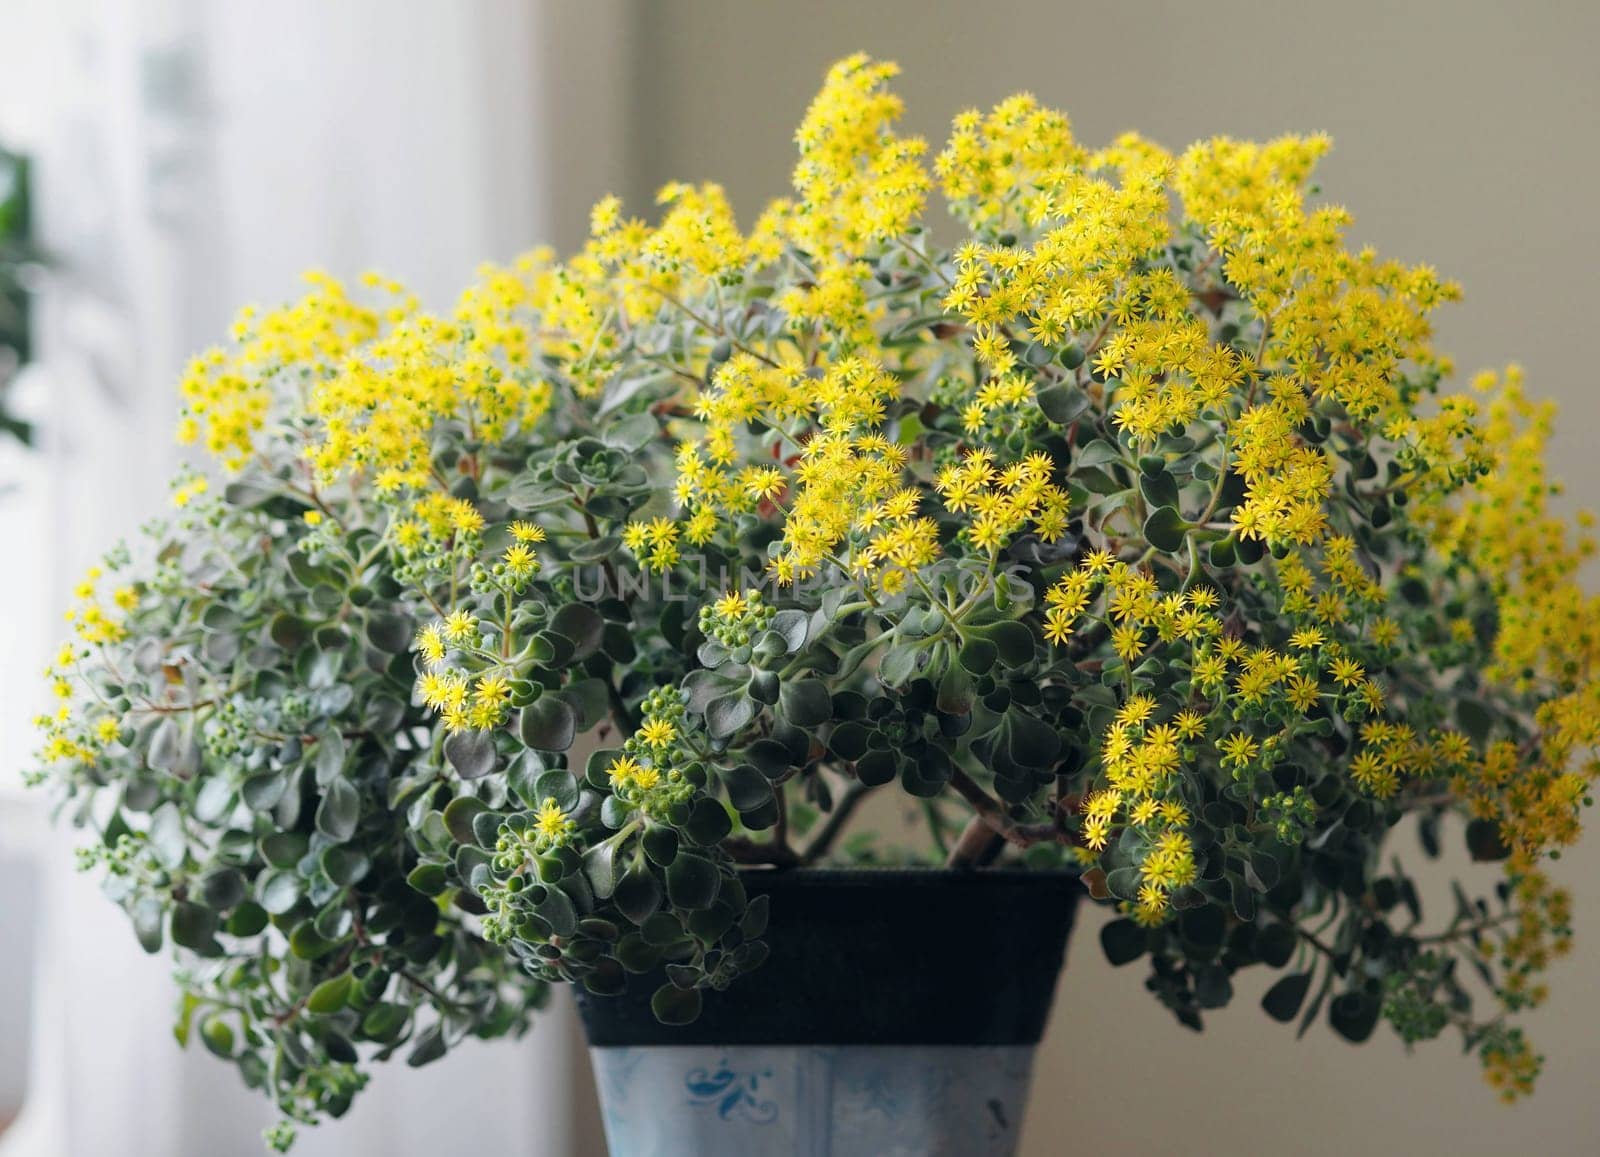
[454,249,555,372]
[938,114,1464,558]
[775,263,875,351]
[621,517,685,572]
[528,251,626,399]
[1081,693,1198,927]
[1050,558,1224,667]
[936,93,1086,232]
[539,182,789,398]
[170,471,210,508]
[646,182,764,285]
[778,428,936,591]
[517,56,935,407]
[1498,872,1572,989]
[35,567,141,770]
[1381,391,1489,518]
[405,516,553,735]
[934,449,1070,553]
[309,275,554,492]
[1481,1029,1542,1103]
[955,365,1036,437]
[604,687,699,822]
[1468,872,1573,1101]
[177,271,387,469]
[1046,564,1210,922]
[1348,720,1445,799]
[1226,393,1335,546]
[176,262,557,537]
[606,754,662,793]
[784,53,929,267]
[61,564,139,648]
[417,661,510,735]
[665,354,939,590]
[1178,138,1459,544]
[942,140,1172,363]
[1436,368,1600,689]
[1039,541,1462,920]
[1411,369,1600,912]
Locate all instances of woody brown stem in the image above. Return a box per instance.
[946,814,1004,868]
[723,835,801,868]
[800,782,872,866]
[947,769,1062,844]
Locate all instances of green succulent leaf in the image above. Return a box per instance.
[444,729,498,780]
[406,1024,448,1067]
[406,863,449,897]
[650,983,702,1026]
[683,798,734,846]
[705,692,757,740]
[442,796,490,847]
[665,854,720,910]
[778,678,832,727]
[519,697,578,752]
[315,779,361,843]
[1036,382,1091,424]
[306,971,354,1015]
[1142,504,1191,553]
[549,604,604,659]
[1262,972,1313,1022]
[613,864,664,925]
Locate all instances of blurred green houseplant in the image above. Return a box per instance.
[31,55,1600,1149]
[0,144,40,445]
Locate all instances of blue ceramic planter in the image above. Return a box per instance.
[577,869,1080,1157]
[591,1044,1037,1156]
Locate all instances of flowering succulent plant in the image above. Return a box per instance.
[32,54,1600,1148]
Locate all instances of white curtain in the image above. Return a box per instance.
[0,1,631,1153]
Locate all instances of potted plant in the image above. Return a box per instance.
[33,54,1597,1154]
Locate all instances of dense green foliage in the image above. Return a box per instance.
[46,481,546,1143]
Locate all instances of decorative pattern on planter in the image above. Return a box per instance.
[589,1044,1037,1156]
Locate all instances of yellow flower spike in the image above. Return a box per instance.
[786,54,929,268]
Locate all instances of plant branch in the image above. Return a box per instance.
[723,835,800,868]
[1416,911,1519,946]
[944,767,1065,862]
[946,814,1004,868]
[800,782,872,865]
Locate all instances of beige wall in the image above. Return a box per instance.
[582,2,1600,1154]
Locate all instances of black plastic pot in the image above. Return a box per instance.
[576,867,1081,1046]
